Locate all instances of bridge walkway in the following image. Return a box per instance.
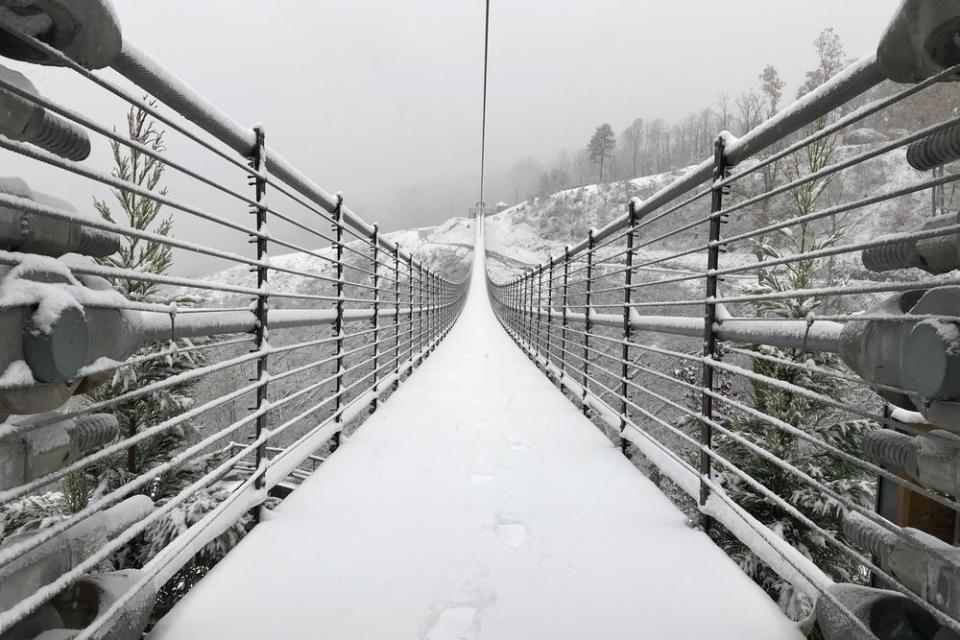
[151,240,801,640]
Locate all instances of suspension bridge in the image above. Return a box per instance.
[2,2,960,640]
[148,232,800,640]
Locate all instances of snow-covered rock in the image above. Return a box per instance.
[843,128,889,145]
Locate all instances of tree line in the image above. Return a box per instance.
[484,26,960,206]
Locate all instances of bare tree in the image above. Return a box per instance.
[736,90,764,135]
[622,118,644,177]
[797,27,847,98]
[715,93,732,132]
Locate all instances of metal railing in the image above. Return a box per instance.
[489,3,960,638]
[0,4,469,638]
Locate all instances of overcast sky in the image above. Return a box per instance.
[1,0,902,275]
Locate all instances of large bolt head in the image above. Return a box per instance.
[23,304,88,383]
[878,0,960,83]
[0,0,123,70]
[0,63,38,137]
[815,583,943,640]
[902,319,960,401]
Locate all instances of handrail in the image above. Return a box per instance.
[488,7,960,637]
[0,9,471,640]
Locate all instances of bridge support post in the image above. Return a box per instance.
[371,223,380,414]
[620,200,638,455]
[330,194,345,454]
[582,229,596,415]
[249,125,269,522]
[699,134,729,529]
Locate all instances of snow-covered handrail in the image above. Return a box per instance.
[0,8,472,640]
[488,5,960,636]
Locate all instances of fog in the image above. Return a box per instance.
[1,0,901,275]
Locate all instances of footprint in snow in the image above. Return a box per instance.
[424,606,479,640]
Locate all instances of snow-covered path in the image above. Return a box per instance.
[151,232,801,640]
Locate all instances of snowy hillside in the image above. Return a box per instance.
[193,217,476,307]
[485,130,935,285]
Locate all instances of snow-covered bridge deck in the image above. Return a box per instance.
[151,245,801,640]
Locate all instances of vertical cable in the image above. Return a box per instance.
[479,0,492,216]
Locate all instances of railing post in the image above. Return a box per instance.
[518,277,524,339]
[582,229,596,413]
[512,278,518,331]
[546,257,555,374]
[520,276,525,336]
[371,223,380,414]
[536,264,544,362]
[620,200,638,455]
[507,278,520,335]
[431,273,439,350]
[700,134,729,523]
[417,261,424,363]
[407,256,414,373]
[393,244,401,391]
[560,246,571,381]
[517,277,523,333]
[427,272,435,352]
[330,193,345,454]
[249,125,269,522]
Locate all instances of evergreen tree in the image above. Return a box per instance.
[588,123,616,184]
[89,99,207,504]
[711,225,876,620]
[759,65,785,118]
[85,100,259,618]
[707,33,875,619]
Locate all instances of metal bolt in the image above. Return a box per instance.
[863,429,917,476]
[864,428,960,498]
[877,0,960,83]
[862,214,960,276]
[0,0,123,70]
[0,176,120,257]
[0,63,90,161]
[23,304,89,383]
[907,122,960,173]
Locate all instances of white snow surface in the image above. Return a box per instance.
[151,233,800,640]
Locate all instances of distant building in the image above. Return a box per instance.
[494,201,510,214]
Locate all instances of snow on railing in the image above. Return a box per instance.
[0,4,470,638]
[489,3,960,638]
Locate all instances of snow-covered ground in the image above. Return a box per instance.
[151,228,800,640]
